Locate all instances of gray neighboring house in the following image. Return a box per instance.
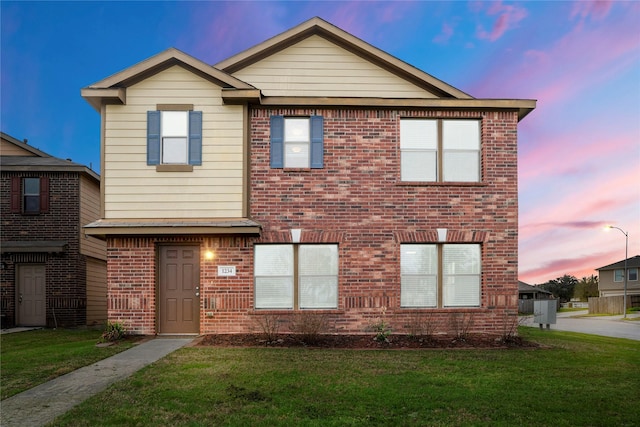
[596,255,640,298]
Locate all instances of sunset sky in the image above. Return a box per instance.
[2,1,639,285]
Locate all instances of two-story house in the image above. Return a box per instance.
[82,18,535,336]
[1,132,107,328]
[596,255,640,298]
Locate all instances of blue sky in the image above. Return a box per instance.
[2,1,639,284]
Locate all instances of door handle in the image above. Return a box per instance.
[19,294,23,304]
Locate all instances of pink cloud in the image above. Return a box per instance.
[571,0,613,21]
[475,1,528,42]
[519,250,615,284]
[433,22,454,44]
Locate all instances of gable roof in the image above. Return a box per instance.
[81,17,535,120]
[596,255,640,271]
[518,281,552,294]
[215,17,471,100]
[1,132,100,181]
[81,48,257,111]
[1,131,52,157]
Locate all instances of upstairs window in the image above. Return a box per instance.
[147,108,202,166]
[10,177,49,215]
[270,116,324,168]
[401,119,480,182]
[614,269,624,282]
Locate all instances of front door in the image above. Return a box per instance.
[17,264,46,326]
[158,246,200,334]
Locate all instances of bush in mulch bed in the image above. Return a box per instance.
[196,333,540,349]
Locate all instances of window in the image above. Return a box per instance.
[10,177,49,215]
[23,178,40,214]
[628,268,638,281]
[400,119,480,182]
[255,244,338,309]
[270,116,324,168]
[401,244,481,307]
[147,109,202,166]
[614,269,624,282]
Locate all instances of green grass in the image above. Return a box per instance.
[51,328,640,427]
[0,328,136,399]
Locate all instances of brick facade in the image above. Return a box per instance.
[106,107,520,337]
[1,172,87,327]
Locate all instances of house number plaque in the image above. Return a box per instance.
[217,266,236,276]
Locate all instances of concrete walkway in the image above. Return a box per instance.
[522,310,640,341]
[1,337,194,427]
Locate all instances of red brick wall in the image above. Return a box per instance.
[105,107,520,337]
[249,108,520,336]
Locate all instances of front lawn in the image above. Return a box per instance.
[52,328,640,426]
[0,328,136,399]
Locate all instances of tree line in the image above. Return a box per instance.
[537,275,599,303]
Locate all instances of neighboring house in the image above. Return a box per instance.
[518,281,552,314]
[82,17,535,336]
[596,255,640,297]
[518,281,552,300]
[0,132,106,328]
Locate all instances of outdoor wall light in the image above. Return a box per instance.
[204,250,215,261]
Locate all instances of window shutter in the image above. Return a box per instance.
[270,115,284,168]
[147,111,161,165]
[10,176,21,213]
[40,176,50,213]
[188,110,202,166]
[310,115,324,168]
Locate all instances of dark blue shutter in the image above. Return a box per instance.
[270,115,284,168]
[147,111,161,165]
[188,111,202,166]
[310,115,324,168]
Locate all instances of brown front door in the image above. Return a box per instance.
[158,246,200,334]
[17,264,46,326]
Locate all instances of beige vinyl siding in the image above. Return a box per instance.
[86,257,107,326]
[80,175,107,259]
[103,65,244,219]
[231,35,438,98]
[0,139,36,156]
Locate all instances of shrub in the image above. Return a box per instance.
[289,312,332,345]
[99,321,126,343]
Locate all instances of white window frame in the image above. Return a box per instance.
[401,243,481,308]
[400,119,481,183]
[628,268,638,282]
[161,111,189,164]
[614,269,624,282]
[255,244,338,310]
[284,118,310,168]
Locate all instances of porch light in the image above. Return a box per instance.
[204,250,215,261]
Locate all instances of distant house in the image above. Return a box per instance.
[0,132,106,328]
[596,255,640,298]
[518,281,551,314]
[518,281,552,300]
[82,17,535,337]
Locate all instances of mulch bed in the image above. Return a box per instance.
[195,333,540,349]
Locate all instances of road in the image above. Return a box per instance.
[522,310,640,341]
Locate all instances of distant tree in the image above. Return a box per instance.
[573,275,599,301]
[540,275,578,302]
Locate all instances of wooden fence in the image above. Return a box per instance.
[588,295,640,315]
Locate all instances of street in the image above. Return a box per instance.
[522,310,640,341]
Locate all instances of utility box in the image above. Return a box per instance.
[534,299,557,329]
